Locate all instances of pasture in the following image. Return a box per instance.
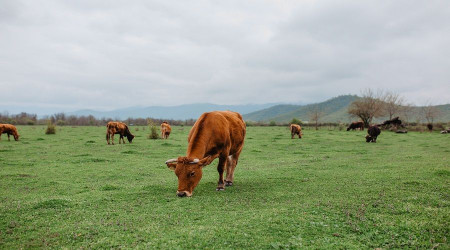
[0,125,448,248]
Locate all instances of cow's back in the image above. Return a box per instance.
[187,111,245,156]
[0,124,17,134]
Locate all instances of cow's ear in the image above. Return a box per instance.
[165,159,177,171]
[198,156,212,168]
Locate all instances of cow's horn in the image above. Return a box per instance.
[189,158,199,164]
[165,159,177,164]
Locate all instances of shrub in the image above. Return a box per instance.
[45,121,56,135]
[56,120,65,126]
[245,121,255,127]
[290,118,302,125]
[269,121,277,126]
[147,120,159,139]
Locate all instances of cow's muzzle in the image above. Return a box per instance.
[176,191,192,197]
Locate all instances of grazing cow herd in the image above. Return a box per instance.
[1,112,448,197]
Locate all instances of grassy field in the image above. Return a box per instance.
[0,125,449,248]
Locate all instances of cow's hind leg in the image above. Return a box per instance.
[7,133,10,141]
[225,146,243,186]
[225,156,234,186]
[216,155,227,191]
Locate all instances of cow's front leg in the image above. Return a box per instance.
[7,133,10,141]
[111,134,115,145]
[216,156,227,191]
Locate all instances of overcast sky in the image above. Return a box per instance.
[1,0,449,112]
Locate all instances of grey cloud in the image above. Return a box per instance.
[0,0,449,113]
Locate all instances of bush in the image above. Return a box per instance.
[56,120,65,126]
[290,118,302,125]
[245,121,255,127]
[269,121,277,126]
[147,120,159,139]
[46,121,56,135]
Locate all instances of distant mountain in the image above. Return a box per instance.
[67,103,279,120]
[244,95,359,122]
[243,95,450,123]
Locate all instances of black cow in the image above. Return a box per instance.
[347,121,364,131]
[366,125,381,143]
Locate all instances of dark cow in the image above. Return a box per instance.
[165,111,246,197]
[160,121,172,139]
[366,125,381,143]
[347,121,364,131]
[0,124,20,141]
[290,124,302,139]
[380,117,403,129]
[427,123,433,132]
[106,122,134,145]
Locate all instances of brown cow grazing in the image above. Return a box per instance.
[165,111,246,197]
[106,122,134,145]
[366,125,381,143]
[0,124,20,141]
[160,121,172,139]
[347,121,364,131]
[290,124,302,139]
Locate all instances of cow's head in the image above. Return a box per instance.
[14,133,19,141]
[165,156,212,197]
[365,135,372,142]
[126,134,134,143]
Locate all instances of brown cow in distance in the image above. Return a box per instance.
[160,121,172,139]
[106,122,134,145]
[347,121,364,131]
[290,124,302,139]
[0,124,20,141]
[165,111,246,197]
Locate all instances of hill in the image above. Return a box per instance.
[244,95,359,123]
[243,95,450,123]
[67,103,278,120]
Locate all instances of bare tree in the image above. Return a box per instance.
[308,105,324,130]
[384,91,404,120]
[400,103,415,126]
[348,89,385,127]
[422,103,440,124]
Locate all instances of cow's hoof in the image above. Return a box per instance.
[216,187,224,191]
[225,181,233,186]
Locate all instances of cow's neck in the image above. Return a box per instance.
[186,145,206,160]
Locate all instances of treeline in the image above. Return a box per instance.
[0,112,196,126]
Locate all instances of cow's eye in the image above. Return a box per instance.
[189,172,195,177]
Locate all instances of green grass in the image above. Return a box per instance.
[0,126,449,248]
